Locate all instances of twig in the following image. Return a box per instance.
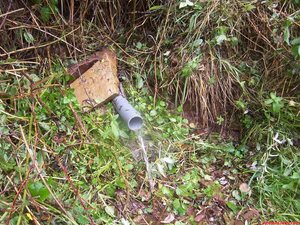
[0,0,13,30]
[0,28,81,57]
[0,8,24,19]
[19,125,78,225]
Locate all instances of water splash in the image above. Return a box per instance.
[136,131,155,191]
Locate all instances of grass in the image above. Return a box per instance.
[1,0,300,224]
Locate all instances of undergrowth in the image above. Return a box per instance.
[0,0,300,224]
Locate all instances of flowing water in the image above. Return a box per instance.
[136,131,155,191]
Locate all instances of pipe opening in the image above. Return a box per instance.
[128,116,143,131]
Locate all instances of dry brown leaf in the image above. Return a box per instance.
[242,208,260,221]
[234,220,244,225]
[239,183,250,193]
[160,213,175,224]
[195,212,206,222]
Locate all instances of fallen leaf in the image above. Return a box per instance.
[234,220,244,225]
[242,208,260,221]
[161,213,175,224]
[105,205,115,218]
[187,206,195,216]
[239,183,250,193]
[195,212,205,222]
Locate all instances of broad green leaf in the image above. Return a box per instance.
[264,99,273,105]
[173,198,186,215]
[136,75,144,89]
[111,120,119,139]
[291,172,300,179]
[284,27,290,45]
[216,34,227,45]
[40,6,52,23]
[28,181,50,202]
[226,201,238,213]
[150,109,157,117]
[291,45,300,57]
[291,37,300,45]
[232,190,241,201]
[77,215,89,224]
[23,31,35,44]
[243,3,256,11]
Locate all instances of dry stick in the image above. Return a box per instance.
[51,153,96,225]
[19,125,78,225]
[6,176,42,225]
[0,0,12,29]
[5,167,32,225]
[0,28,80,57]
[0,8,24,19]
[111,150,131,213]
[153,5,171,104]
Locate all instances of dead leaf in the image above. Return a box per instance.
[187,206,195,216]
[242,208,260,221]
[234,220,244,225]
[195,212,206,222]
[239,183,250,193]
[160,213,175,224]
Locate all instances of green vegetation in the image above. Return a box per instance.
[0,0,299,224]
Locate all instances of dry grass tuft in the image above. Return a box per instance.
[1,0,299,127]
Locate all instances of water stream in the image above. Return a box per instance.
[136,131,155,191]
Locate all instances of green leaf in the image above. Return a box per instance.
[232,190,241,201]
[149,5,162,11]
[111,120,119,139]
[136,42,143,50]
[291,45,300,58]
[77,215,89,224]
[270,92,276,99]
[136,75,144,89]
[173,199,187,215]
[179,0,194,9]
[28,181,50,202]
[150,110,157,117]
[105,205,116,218]
[40,6,52,23]
[264,99,273,105]
[226,201,238,213]
[291,37,300,45]
[23,31,35,44]
[243,3,256,11]
[284,27,290,45]
[216,34,227,45]
[161,186,173,197]
[290,172,300,179]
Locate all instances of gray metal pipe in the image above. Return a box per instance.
[113,95,143,131]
